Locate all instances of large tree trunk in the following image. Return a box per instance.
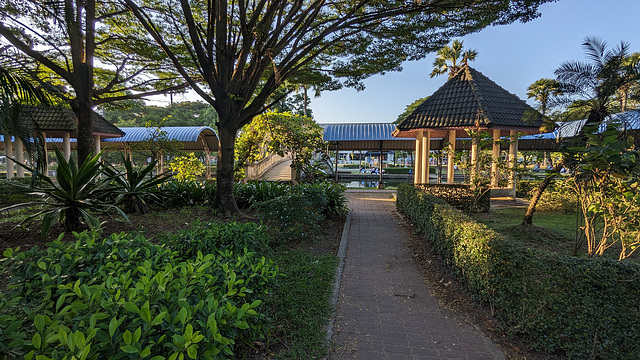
[216,124,242,217]
[74,63,95,165]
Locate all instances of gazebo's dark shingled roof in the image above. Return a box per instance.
[396,66,544,132]
[18,106,124,137]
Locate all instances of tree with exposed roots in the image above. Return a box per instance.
[122,0,554,217]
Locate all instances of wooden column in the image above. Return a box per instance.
[508,130,519,197]
[414,131,423,184]
[447,130,456,184]
[63,133,72,161]
[334,143,339,183]
[420,131,430,184]
[15,138,24,177]
[470,134,479,184]
[4,133,13,179]
[491,129,501,187]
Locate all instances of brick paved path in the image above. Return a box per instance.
[329,191,503,360]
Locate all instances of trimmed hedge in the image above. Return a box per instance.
[397,184,640,359]
[416,183,490,212]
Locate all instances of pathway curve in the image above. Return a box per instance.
[329,190,503,360]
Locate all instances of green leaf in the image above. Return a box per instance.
[123,330,132,345]
[141,302,151,323]
[108,317,118,338]
[34,314,45,332]
[121,345,139,354]
[32,333,42,350]
[187,345,198,359]
[179,307,188,324]
[124,301,140,314]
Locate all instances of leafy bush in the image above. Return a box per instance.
[397,184,640,359]
[299,181,349,217]
[416,183,490,212]
[533,178,578,214]
[516,179,540,199]
[164,220,271,258]
[168,153,205,182]
[0,230,278,360]
[161,179,216,207]
[0,178,33,207]
[383,167,412,174]
[234,180,288,209]
[251,186,327,243]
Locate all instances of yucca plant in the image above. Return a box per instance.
[0,147,126,238]
[104,154,171,214]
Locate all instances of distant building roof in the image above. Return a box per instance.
[554,110,640,138]
[394,66,544,138]
[102,126,218,151]
[18,106,124,137]
[321,123,415,151]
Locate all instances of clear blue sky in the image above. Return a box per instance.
[311,0,640,124]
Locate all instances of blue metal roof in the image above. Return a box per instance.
[102,126,217,143]
[322,123,414,141]
[553,110,640,138]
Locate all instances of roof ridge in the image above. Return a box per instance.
[465,66,489,127]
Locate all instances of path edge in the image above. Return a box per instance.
[325,212,351,345]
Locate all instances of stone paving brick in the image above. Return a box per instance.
[329,191,503,360]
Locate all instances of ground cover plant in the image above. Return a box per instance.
[0,178,346,359]
[397,184,640,359]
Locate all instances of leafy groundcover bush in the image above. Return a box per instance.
[0,224,279,360]
[397,184,640,359]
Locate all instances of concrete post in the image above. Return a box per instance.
[508,130,519,197]
[491,129,501,187]
[470,134,479,184]
[447,130,456,184]
[414,131,423,184]
[63,132,71,161]
[4,133,13,179]
[94,135,101,158]
[421,131,430,184]
[15,138,24,177]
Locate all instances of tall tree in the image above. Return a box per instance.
[430,39,478,79]
[526,78,561,115]
[617,52,640,112]
[0,0,186,164]
[123,0,553,216]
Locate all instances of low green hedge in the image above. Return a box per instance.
[416,183,490,212]
[397,184,640,359]
[383,167,412,174]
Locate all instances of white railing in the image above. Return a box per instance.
[244,153,292,182]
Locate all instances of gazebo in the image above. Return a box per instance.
[1,106,124,177]
[393,65,545,197]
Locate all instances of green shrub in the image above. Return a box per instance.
[416,183,490,212]
[383,167,412,174]
[251,187,327,243]
[396,184,640,359]
[164,220,271,258]
[516,179,540,199]
[0,230,278,360]
[0,178,33,207]
[298,181,349,217]
[234,180,288,209]
[161,179,216,207]
[534,178,578,214]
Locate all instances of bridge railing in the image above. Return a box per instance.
[244,152,292,182]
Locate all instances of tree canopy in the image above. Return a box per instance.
[122,0,553,216]
[103,101,219,128]
[395,97,428,124]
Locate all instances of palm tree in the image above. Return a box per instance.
[554,37,640,125]
[526,78,561,115]
[617,52,640,112]
[430,39,478,79]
